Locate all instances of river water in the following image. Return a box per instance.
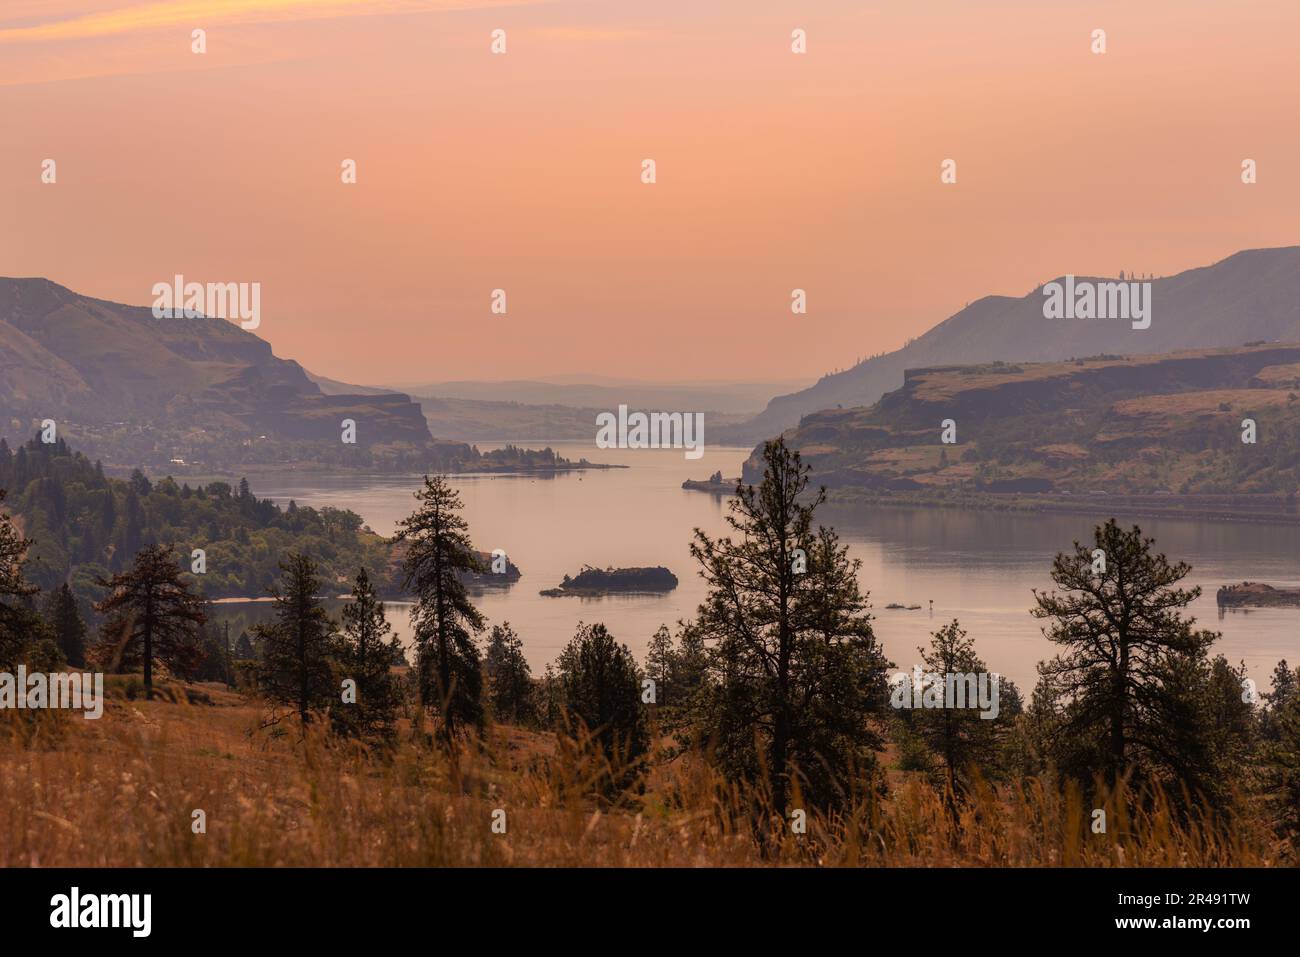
[209,441,1300,693]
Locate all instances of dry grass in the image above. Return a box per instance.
[0,679,1286,867]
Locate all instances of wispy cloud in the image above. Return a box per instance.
[0,0,541,44]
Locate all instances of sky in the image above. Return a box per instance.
[2,0,1298,385]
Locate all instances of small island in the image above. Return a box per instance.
[470,444,626,474]
[1217,581,1300,608]
[682,470,739,494]
[540,565,679,597]
[459,550,523,589]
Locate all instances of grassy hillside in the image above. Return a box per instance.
[0,677,1275,867]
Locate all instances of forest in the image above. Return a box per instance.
[0,435,390,607]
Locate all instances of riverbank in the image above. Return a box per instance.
[819,487,1300,526]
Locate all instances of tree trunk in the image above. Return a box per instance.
[143,591,154,700]
[298,610,309,725]
[1111,639,1129,779]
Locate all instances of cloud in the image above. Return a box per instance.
[0,0,540,44]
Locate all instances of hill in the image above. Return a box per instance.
[392,376,806,416]
[756,343,1300,514]
[0,277,435,471]
[730,246,1300,443]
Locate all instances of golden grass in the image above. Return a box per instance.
[0,681,1285,867]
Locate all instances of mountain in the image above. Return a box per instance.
[733,246,1300,443]
[756,343,1300,506]
[0,277,436,467]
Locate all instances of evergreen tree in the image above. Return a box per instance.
[396,475,485,744]
[194,619,233,684]
[670,622,709,706]
[906,620,1001,801]
[115,487,145,570]
[233,630,255,660]
[1199,655,1257,776]
[643,624,675,708]
[254,554,338,725]
[1032,520,1221,796]
[129,469,152,497]
[556,622,648,783]
[688,438,891,816]
[1264,692,1300,849]
[44,582,87,667]
[333,567,401,740]
[539,662,564,729]
[1261,658,1299,737]
[94,544,206,697]
[0,489,41,666]
[1266,659,1299,709]
[484,621,534,724]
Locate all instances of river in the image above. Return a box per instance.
[208,440,1300,694]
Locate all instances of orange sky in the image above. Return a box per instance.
[2,0,1298,385]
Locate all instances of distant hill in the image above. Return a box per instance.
[392,376,809,417]
[0,278,466,472]
[0,277,431,444]
[311,371,763,441]
[732,246,1300,443]
[306,372,396,397]
[757,343,1300,505]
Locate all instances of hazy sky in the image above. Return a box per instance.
[3,0,1297,385]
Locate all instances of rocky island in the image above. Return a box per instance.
[681,470,739,494]
[540,565,679,597]
[1216,581,1300,608]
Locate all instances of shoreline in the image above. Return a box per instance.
[820,488,1300,526]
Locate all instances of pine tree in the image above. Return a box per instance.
[234,630,255,660]
[396,475,485,744]
[254,554,338,726]
[539,662,564,729]
[0,489,41,666]
[556,622,648,784]
[1266,659,1299,707]
[688,437,891,816]
[194,619,233,683]
[94,544,206,697]
[643,625,675,708]
[1265,692,1300,849]
[44,582,87,667]
[333,568,401,740]
[484,621,534,724]
[115,487,145,570]
[1261,659,1300,742]
[1032,520,1221,795]
[907,620,1001,801]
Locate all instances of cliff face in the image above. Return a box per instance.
[731,245,1300,444]
[747,344,1300,496]
[0,277,432,448]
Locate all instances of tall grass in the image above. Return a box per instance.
[0,682,1284,867]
